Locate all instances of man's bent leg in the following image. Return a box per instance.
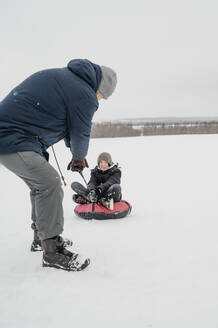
[30,188,38,231]
[0,151,64,240]
[0,152,90,271]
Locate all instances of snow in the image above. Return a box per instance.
[1,134,218,327]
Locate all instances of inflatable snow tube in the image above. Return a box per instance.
[74,200,132,220]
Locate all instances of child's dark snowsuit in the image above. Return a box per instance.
[72,164,122,202]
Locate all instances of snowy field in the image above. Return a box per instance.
[1,134,218,328]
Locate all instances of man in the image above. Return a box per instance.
[0,59,117,271]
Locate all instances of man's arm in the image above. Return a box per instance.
[64,131,70,148]
[66,97,98,159]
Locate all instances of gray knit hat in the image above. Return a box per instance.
[98,66,117,99]
[97,152,113,166]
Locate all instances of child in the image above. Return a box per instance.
[71,152,122,209]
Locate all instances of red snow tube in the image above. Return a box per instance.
[74,200,132,220]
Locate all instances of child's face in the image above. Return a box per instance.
[99,160,109,171]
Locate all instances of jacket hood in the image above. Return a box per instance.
[67,59,102,92]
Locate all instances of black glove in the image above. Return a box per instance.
[97,187,103,197]
[88,189,99,203]
[97,185,106,194]
[67,157,89,173]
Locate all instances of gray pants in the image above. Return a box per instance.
[0,151,64,240]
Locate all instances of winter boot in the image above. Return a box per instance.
[30,230,42,252]
[98,197,114,210]
[56,236,74,258]
[42,236,90,271]
[30,231,73,253]
[72,194,89,204]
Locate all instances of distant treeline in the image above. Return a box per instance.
[91,117,218,138]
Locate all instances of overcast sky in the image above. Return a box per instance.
[1,0,218,121]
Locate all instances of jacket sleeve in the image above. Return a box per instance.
[66,97,98,159]
[87,170,98,191]
[64,131,70,148]
[98,169,121,193]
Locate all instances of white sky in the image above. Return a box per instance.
[0,0,218,121]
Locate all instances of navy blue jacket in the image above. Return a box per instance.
[0,59,102,159]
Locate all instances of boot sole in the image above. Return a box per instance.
[30,245,42,252]
[42,258,90,272]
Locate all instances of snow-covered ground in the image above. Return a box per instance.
[1,134,218,328]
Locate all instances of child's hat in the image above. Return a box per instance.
[97,152,113,166]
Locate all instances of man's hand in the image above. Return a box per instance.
[67,157,89,173]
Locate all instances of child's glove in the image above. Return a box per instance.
[88,190,98,203]
[97,184,106,194]
[97,188,103,196]
[67,157,89,172]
